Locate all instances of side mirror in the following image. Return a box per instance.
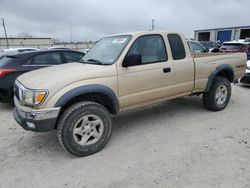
[123,53,142,67]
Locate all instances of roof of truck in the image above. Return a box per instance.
[108,30,182,37]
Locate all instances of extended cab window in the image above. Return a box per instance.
[168,34,186,60]
[127,35,167,65]
[30,53,62,65]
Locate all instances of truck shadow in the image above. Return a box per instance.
[113,96,205,130]
[0,103,14,111]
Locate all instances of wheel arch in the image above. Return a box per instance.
[205,64,234,92]
[54,84,120,115]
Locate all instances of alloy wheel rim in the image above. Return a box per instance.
[215,85,228,105]
[73,115,104,146]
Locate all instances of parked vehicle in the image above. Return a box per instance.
[188,40,209,53]
[0,49,85,103]
[238,60,250,85]
[0,48,40,57]
[13,31,246,156]
[80,48,90,54]
[199,41,221,52]
[44,47,71,50]
[220,39,250,53]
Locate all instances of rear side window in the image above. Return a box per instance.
[168,34,186,60]
[0,56,17,66]
[31,53,62,65]
[63,52,84,62]
[127,35,167,65]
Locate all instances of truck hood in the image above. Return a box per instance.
[17,62,116,89]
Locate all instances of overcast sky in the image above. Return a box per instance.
[0,0,249,42]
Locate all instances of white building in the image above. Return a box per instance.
[194,26,250,44]
[0,37,52,49]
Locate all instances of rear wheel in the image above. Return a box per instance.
[203,76,231,111]
[57,101,112,157]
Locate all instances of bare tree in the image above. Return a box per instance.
[52,38,60,44]
[17,32,33,38]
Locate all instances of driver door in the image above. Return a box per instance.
[117,34,174,110]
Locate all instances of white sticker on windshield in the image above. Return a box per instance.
[112,38,127,44]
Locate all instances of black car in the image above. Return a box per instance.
[0,49,85,103]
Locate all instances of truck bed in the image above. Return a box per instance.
[192,52,246,92]
[192,52,238,58]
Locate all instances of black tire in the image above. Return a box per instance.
[57,101,112,157]
[203,76,231,111]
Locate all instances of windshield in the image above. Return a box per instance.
[82,35,132,65]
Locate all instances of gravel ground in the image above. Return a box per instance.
[0,84,250,188]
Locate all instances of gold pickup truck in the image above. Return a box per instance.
[13,31,247,156]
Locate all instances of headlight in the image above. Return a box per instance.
[23,89,48,107]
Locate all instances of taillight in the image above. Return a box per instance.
[0,69,16,78]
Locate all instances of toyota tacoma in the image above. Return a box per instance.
[13,31,247,156]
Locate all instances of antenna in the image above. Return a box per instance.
[2,18,9,49]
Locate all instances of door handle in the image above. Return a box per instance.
[163,67,171,73]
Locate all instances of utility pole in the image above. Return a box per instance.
[151,19,155,31]
[70,21,72,43]
[2,18,9,49]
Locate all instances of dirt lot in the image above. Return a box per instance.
[0,84,250,188]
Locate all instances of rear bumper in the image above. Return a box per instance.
[13,99,61,132]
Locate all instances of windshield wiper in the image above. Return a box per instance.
[79,58,109,65]
[85,59,108,65]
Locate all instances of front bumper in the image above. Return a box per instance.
[13,99,61,132]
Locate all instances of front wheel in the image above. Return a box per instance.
[57,101,112,157]
[203,76,231,111]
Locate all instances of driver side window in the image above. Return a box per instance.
[127,35,167,66]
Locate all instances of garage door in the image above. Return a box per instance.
[240,29,250,39]
[198,32,210,41]
[217,30,232,44]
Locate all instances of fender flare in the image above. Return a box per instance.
[54,84,119,114]
[205,64,234,92]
